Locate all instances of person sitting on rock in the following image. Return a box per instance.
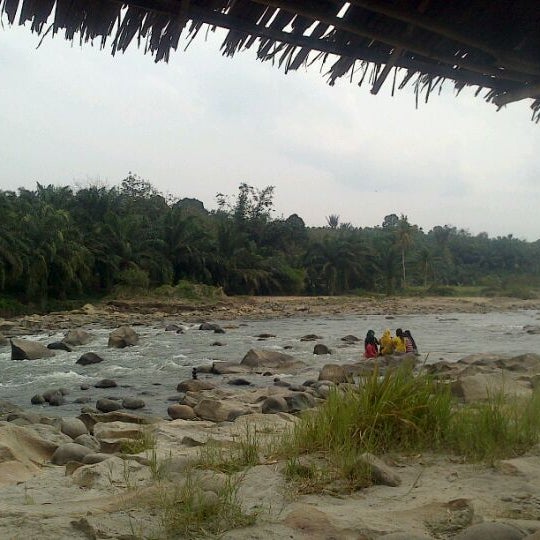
[393,328,407,354]
[404,330,418,354]
[364,330,379,358]
[379,329,394,355]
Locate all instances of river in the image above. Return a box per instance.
[1,310,539,418]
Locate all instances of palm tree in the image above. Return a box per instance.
[396,215,413,289]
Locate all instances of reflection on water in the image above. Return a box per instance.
[0,310,539,418]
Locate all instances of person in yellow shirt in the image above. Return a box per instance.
[393,328,407,354]
[379,329,394,355]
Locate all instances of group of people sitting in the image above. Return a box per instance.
[364,328,418,358]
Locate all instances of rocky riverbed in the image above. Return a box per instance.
[1,296,540,539]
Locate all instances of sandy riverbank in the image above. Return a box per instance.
[1,296,540,539]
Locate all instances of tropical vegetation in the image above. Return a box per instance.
[0,174,539,314]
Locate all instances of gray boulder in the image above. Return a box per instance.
[96,398,123,413]
[300,334,322,341]
[11,338,55,360]
[74,434,100,451]
[357,452,401,487]
[241,349,302,370]
[108,326,139,348]
[341,335,360,343]
[61,418,88,439]
[177,379,215,392]
[168,404,196,420]
[318,364,351,384]
[261,396,289,414]
[94,379,117,388]
[63,329,93,346]
[122,397,145,410]
[199,322,223,332]
[76,352,104,366]
[313,343,331,355]
[193,399,250,422]
[51,443,93,465]
[284,392,316,413]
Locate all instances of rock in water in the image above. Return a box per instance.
[63,329,93,346]
[108,326,139,348]
[76,352,104,366]
[11,338,55,360]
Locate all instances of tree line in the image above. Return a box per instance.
[1,174,539,310]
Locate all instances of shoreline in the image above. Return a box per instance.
[1,295,539,336]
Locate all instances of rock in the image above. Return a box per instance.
[199,322,223,332]
[228,378,251,386]
[95,398,123,413]
[31,394,46,405]
[313,343,331,355]
[356,452,402,487]
[210,362,247,375]
[341,335,360,343]
[63,329,93,346]
[300,334,322,341]
[74,434,100,451]
[211,341,225,346]
[61,418,88,439]
[51,443,93,465]
[76,352,104,366]
[77,411,158,434]
[241,349,303,370]
[451,373,531,402]
[284,392,316,413]
[524,325,540,334]
[47,341,73,352]
[176,380,215,392]
[453,522,525,540]
[168,404,196,420]
[10,338,55,360]
[108,326,139,348]
[256,333,276,338]
[261,396,289,414]
[82,453,113,464]
[193,399,250,422]
[94,379,117,389]
[165,324,181,332]
[122,397,145,410]
[318,364,351,384]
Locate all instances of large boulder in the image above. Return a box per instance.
[95,399,123,413]
[51,443,93,465]
[284,392,316,413]
[193,399,250,422]
[47,341,73,352]
[76,352,104,366]
[177,379,215,392]
[451,373,531,402]
[313,343,331,355]
[261,396,289,414]
[241,349,303,370]
[108,326,139,348]
[63,329,94,346]
[318,364,351,384]
[61,418,89,440]
[10,338,55,360]
[168,404,196,420]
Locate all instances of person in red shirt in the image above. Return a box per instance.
[364,330,379,358]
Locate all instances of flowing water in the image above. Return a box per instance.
[1,310,539,418]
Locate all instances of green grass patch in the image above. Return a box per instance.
[119,429,157,455]
[277,365,540,493]
[196,426,261,474]
[158,474,257,539]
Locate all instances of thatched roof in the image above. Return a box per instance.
[3,0,540,120]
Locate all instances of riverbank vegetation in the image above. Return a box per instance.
[1,175,539,316]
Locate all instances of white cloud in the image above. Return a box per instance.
[0,23,538,240]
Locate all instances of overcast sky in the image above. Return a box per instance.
[1,22,539,240]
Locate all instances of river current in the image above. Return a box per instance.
[1,310,539,418]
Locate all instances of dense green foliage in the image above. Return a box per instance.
[1,174,539,311]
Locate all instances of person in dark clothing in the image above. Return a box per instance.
[364,329,379,358]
